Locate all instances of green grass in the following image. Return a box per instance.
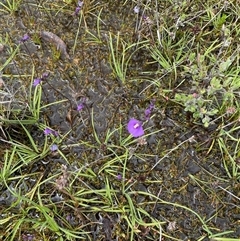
[1,0,240,240]
[107,31,148,84]
[0,0,22,14]
[218,126,240,180]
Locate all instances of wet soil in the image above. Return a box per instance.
[0,0,239,240]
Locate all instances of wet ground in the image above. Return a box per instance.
[0,0,240,240]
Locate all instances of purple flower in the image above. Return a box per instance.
[74,1,84,15]
[77,98,86,111]
[144,100,155,119]
[41,72,49,79]
[50,144,58,151]
[134,5,140,14]
[44,128,58,136]
[74,6,81,15]
[44,128,53,135]
[144,108,151,119]
[116,174,122,180]
[20,34,30,42]
[127,118,144,137]
[77,103,84,111]
[33,78,41,86]
[33,73,49,86]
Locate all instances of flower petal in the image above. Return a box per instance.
[44,128,52,135]
[50,144,58,151]
[77,103,84,111]
[20,34,30,42]
[127,118,144,137]
[33,78,41,86]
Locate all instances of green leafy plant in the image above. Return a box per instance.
[174,91,219,127]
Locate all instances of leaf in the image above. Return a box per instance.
[219,57,233,72]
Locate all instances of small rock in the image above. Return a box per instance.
[187,161,201,175]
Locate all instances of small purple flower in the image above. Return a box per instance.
[144,100,155,119]
[20,34,30,42]
[50,144,58,152]
[41,72,49,79]
[77,103,84,111]
[116,174,122,180]
[77,98,86,111]
[44,128,58,136]
[33,77,41,86]
[74,6,81,15]
[33,72,49,86]
[73,1,84,15]
[127,118,144,137]
[44,128,53,135]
